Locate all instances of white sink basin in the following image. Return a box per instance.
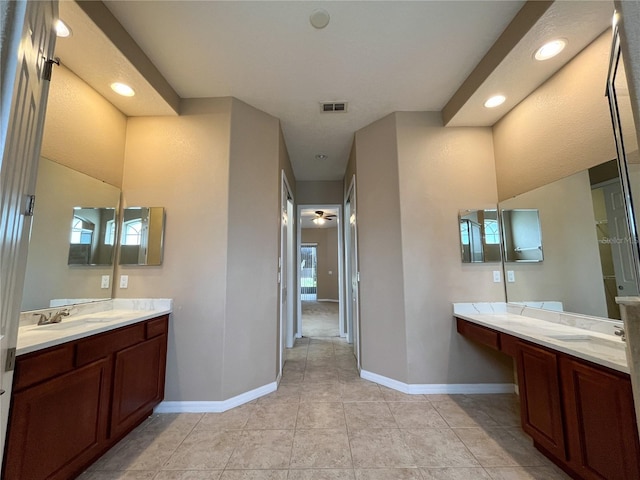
[545,333,625,350]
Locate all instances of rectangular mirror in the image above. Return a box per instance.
[21,158,121,311]
[68,207,117,265]
[119,207,165,266]
[458,209,502,263]
[501,209,543,262]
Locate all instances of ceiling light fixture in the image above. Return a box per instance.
[111,82,135,97]
[484,95,506,108]
[315,154,328,160]
[312,217,326,225]
[310,9,330,29]
[534,39,567,61]
[55,19,72,37]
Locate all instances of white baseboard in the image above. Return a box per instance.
[360,369,515,395]
[317,298,339,303]
[155,381,277,413]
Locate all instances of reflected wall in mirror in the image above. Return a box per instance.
[501,209,543,262]
[501,165,638,320]
[21,158,121,311]
[458,209,501,263]
[119,207,165,266]
[68,207,117,265]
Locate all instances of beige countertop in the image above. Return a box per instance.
[454,303,628,374]
[17,298,172,356]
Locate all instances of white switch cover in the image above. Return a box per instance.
[507,270,516,283]
[119,275,129,289]
[492,270,501,283]
[101,275,110,289]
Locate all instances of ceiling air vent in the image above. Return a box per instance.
[321,102,348,113]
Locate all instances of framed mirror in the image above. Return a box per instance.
[21,158,121,311]
[501,209,543,262]
[119,207,165,266]
[68,207,117,265]
[458,209,502,263]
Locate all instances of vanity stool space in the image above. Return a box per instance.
[456,315,640,480]
[2,314,169,480]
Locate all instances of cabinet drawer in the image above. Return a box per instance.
[146,315,168,339]
[456,318,500,350]
[75,323,145,366]
[13,343,74,391]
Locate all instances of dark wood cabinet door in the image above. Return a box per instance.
[560,358,640,480]
[516,341,566,460]
[110,334,167,439]
[3,358,110,480]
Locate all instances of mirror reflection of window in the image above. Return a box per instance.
[459,209,501,263]
[71,216,94,244]
[105,219,116,246]
[484,219,500,245]
[122,219,142,246]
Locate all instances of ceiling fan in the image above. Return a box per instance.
[312,210,336,225]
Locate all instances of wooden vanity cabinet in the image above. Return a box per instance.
[3,315,169,480]
[456,317,640,480]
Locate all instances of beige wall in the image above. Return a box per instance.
[354,113,409,382]
[41,65,126,187]
[223,98,281,398]
[395,112,512,384]
[493,31,616,201]
[501,170,607,318]
[301,227,339,300]
[296,181,344,204]
[120,98,232,401]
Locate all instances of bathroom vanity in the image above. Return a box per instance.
[2,300,171,480]
[455,303,639,480]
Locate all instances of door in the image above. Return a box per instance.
[279,172,294,376]
[602,180,640,296]
[344,177,361,368]
[0,0,57,462]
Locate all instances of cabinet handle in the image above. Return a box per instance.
[0,389,5,395]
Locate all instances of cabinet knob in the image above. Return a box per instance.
[0,389,5,396]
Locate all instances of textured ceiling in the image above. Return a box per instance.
[56,1,615,182]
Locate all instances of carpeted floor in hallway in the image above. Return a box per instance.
[302,300,340,337]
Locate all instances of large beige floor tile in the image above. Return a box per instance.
[245,403,299,429]
[341,383,383,402]
[301,382,343,402]
[379,386,428,402]
[420,467,493,479]
[431,399,499,428]
[290,428,352,468]
[349,428,415,468]
[453,428,548,467]
[354,468,423,479]
[483,466,572,479]
[218,471,288,480]
[143,413,203,434]
[226,430,294,469]
[195,405,255,430]
[78,472,157,480]
[288,469,356,480]
[154,472,223,480]
[343,402,397,429]
[296,402,346,428]
[162,430,242,470]
[388,402,448,429]
[401,428,479,468]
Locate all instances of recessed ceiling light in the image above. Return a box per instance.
[111,82,135,97]
[55,19,72,37]
[534,39,567,61]
[484,95,506,108]
[315,154,328,160]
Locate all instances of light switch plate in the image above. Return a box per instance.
[507,270,516,283]
[119,275,129,289]
[101,275,110,289]
[492,271,501,283]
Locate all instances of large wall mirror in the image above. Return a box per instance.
[21,158,121,311]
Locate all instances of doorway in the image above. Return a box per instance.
[344,177,361,369]
[296,205,344,340]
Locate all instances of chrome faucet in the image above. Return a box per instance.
[614,327,626,342]
[34,308,70,325]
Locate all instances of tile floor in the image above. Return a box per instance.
[79,337,571,480]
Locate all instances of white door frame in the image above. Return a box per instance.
[344,176,361,368]
[296,203,345,339]
[279,170,295,376]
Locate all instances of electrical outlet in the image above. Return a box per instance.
[119,275,129,289]
[101,275,110,289]
[507,270,516,283]
[492,270,501,283]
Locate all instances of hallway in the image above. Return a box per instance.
[79,334,569,479]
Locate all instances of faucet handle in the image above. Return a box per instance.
[33,312,50,325]
[614,327,626,341]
